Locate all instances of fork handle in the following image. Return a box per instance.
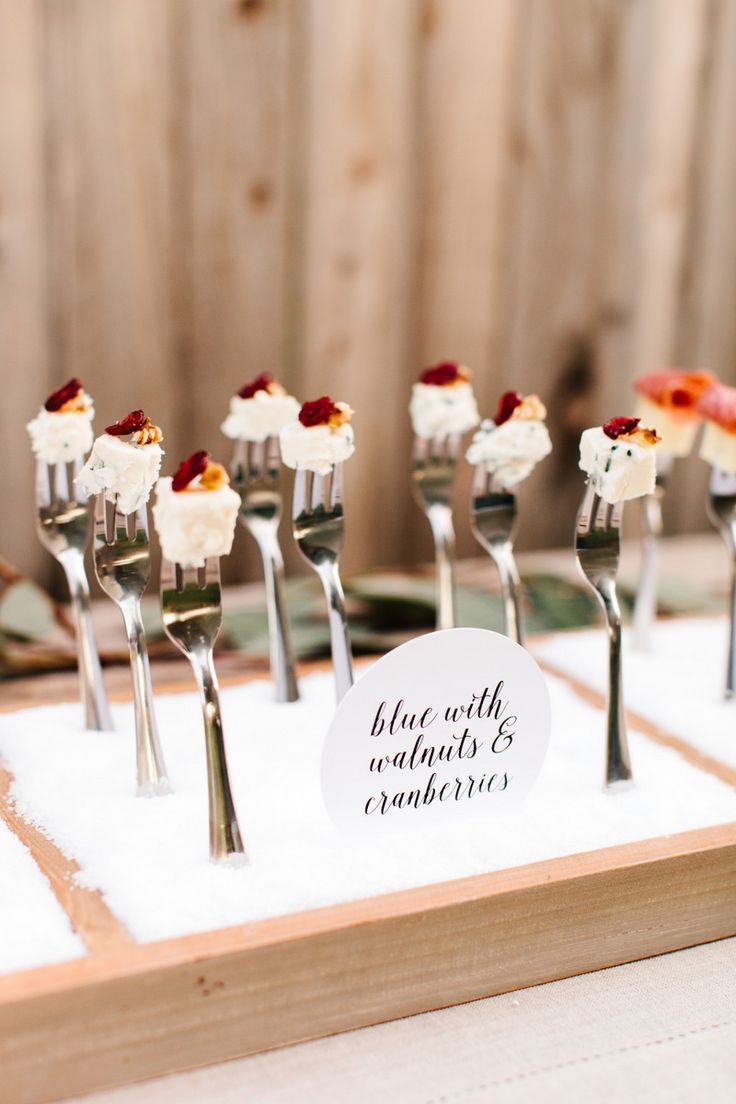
[726,554,736,699]
[120,601,170,795]
[255,535,300,703]
[428,505,456,631]
[632,492,663,652]
[193,651,245,862]
[489,545,524,646]
[601,594,633,788]
[59,552,113,732]
[317,563,354,703]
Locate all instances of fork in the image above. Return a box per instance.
[93,496,170,794]
[292,464,353,702]
[574,482,633,788]
[469,466,524,645]
[35,458,113,731]
[231,437,299,702]
[161,556,245,863]
[411,434,461,630]
[632,454,674,651]
[706,467,736,698]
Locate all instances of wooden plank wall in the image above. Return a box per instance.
[2,0,736,587]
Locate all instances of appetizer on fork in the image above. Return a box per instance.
[576,416,660,789]
[634,369,715,457]
[155,452,245,863]
[222,373,301,703]
[466,391,551,488]
[409,362,480,440]
[28,378,112,731]
[280,395,355,474]
[153,451,240,567]
[410,362,480,631]
[631,369,715,650]
[27,377,95,463]
[697,383,736,698]
[281,397,355,702]
[82,409,170,795]
[699,382,736,472]
[221,373,300,443]
[79,408,164,515]
[466,391,551,644]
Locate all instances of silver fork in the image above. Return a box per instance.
[574,482,633,788]
[93,496,170,794]
[632,454,674,651]
[469,466,524,645]
[35,458,113,730]
[292,464,353,702]
[231,437,299,703]
[411,434,461,630]
[706,467,736,698]
[161,556,245,863]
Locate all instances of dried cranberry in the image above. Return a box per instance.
[603,416,640,440]
[105,410,148,436]
[494,391,523,426]
[420,362,461,387]
[237,373,274,400]
[299,396,337,427]
[172,450,209,492]
[45,378,83,412]
[671,387,692,408]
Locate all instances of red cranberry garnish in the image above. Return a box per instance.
[45,378,83,412]
[172,450,209,492]
[420,362,462,387]
[671,387,692,408]
[105,410,148,436]
[603,416,640,440]
[299,396,337,427]
[494,390,523,426]
[237,373,274,400]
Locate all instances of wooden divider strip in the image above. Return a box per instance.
[0,767,132,954]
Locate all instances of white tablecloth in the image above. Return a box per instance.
[72,936,736,1104]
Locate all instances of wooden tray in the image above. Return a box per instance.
[2,662,736,1104]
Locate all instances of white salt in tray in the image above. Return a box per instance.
[1,645,735,1104]
[533,615,736,772]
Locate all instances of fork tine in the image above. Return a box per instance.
[160,556,176,592]
[576,481,597,536]
[54,461,70,502]
[196,565,207,589]
[412,435,429,464]
[429,433,446,463]
[313,471,328,511]
[471,462,488,497]
[446,433,461,462]
[36,460,52,508]
[96,494,115,543]
[331,462,344,508]
[610,499,624,531]
[251,439,266,475]
[265,434,280,477]
[125,510,137,541]
[292,467,308,518]
[205,556,221,588]
[594,494,611,532]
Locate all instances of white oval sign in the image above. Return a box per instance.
[321,628,551,836]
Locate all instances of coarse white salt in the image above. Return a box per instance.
[534,616,736,769]
[0,817,84,973]
[0,660,733,956]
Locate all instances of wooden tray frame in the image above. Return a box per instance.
[1,661,735,1104]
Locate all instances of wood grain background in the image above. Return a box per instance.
[3,0,736,587]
